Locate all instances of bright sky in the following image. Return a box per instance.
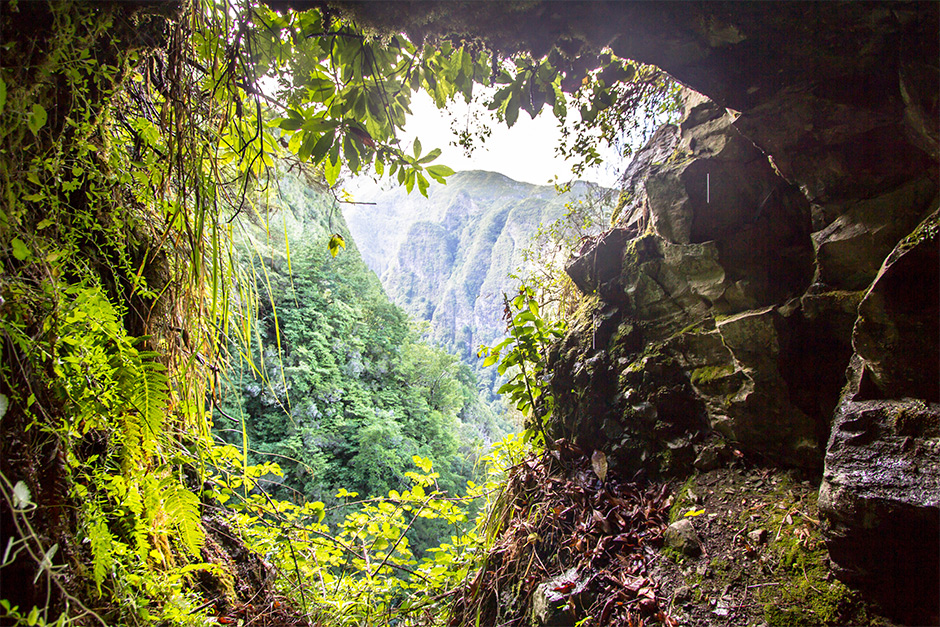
[350,91,621,192]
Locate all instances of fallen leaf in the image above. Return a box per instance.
[591,449,608,482]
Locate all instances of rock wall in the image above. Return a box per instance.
[554,91,827,474]
[550,58,938,627]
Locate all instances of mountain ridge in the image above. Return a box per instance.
[345,170,609,394]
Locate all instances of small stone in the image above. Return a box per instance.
[531,568,584,627]
[675,585,693,602]
[747,528,768,545]
[696,562,712,578]
[694,444,724,471]
[665,519,703,557]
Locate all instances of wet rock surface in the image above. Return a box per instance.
[819,397,940,625]
[550,23,938,623]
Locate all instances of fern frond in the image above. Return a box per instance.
[88,516,114,594]
[118,351,169,460]
[160,479,205,557]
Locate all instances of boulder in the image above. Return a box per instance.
[818,395,940,625]
[811,179,937,291]
[664,519,702,557]
[693,440,728,472]
[711,308,820,467]
[530,568,589,627]
[853,209,940,401]
[819,211,940,624]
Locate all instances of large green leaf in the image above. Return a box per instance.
[27,104,46,135]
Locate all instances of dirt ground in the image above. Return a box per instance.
[446,445,901,627]
[650,465,897,627]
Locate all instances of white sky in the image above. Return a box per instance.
[348,91,621,193]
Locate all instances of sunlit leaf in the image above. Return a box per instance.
[11,238,30,261]
[310,132,334,164]
[328,233,345,257]
[417,147,442,164]
[27,104,46,135]
[426,164,455,182]
[12,481,32,510]
[324,154,341,185]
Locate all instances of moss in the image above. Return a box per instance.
[661,470,889,626]
[619,338,667,381]
[673,316,715,338]
[753,488,878,625]
[667,475,698,523]
[609,321,636,351]
[661,545,687,564]
[658,447,674,471]
[622,233,660,265]
[897,212,938,253]
[709,557,731,576]
[610,190,632,225]
[763,579,867,627]
[690,364,735,386]
[764,605,816,627]
[894,401,938,438]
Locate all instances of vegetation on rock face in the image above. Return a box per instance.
[346,171,614,400]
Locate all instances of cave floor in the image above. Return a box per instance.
[651,465,897,627]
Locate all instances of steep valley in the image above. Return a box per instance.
[346,171,609,395]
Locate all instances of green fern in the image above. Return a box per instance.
[160,479,205,557]
[117,350,169,460]
[131,354,169,456]
[88,515,114,594]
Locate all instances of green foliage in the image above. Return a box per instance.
[487,54,567,127]
[213,4,493,197]
[215,174,504,541]
[0,1,688,625]
[516,187,614,320]
[204,441,532,626]
[558,54,682,178]
[478,286,566,447]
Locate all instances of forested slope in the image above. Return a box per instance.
[215,170,513,503]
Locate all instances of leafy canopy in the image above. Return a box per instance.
[204,2,678,202]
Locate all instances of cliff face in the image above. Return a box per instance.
[346,171,604,385]
[544,11,938,623]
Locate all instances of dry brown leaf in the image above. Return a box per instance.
[591,449,608,482]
